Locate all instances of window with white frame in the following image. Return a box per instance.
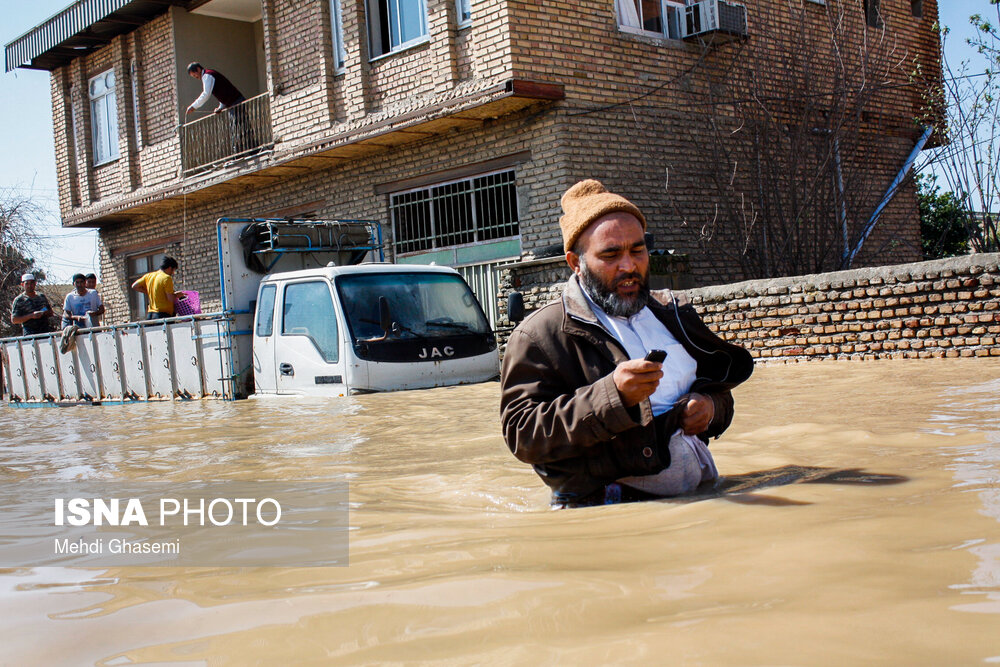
[457,0,471,27]
[367,0,429,58]
[391,170,519,255]
[617,0,688,40]
[88,69,120,165]
[330,0,346,72]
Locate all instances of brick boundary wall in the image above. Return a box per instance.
[689,253,1000,362]
[499,253,1000,363]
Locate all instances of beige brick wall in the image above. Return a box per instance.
[692,253,1000,361]
[499,253,1000,362]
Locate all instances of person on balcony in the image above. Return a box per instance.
[185,63,253,154]
[185,63,246,115]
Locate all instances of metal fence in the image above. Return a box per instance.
[181,92,273,173]
[458,260,510,330]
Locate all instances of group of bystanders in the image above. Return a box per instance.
[10,272,103,336]
[9,256,185,336]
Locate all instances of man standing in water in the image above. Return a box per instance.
[500,180,754,508]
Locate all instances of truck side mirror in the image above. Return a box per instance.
[507,291,525,323]
[378,296,392,335]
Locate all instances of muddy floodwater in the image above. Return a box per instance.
[1,359,999,664]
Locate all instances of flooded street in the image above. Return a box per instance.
[1,359,999,665]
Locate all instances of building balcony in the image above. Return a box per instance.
[180,93,274,175]
[61,77,564,227]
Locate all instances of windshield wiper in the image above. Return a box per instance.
[425,319,478,334]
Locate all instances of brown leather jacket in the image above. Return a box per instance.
[500,275,754,501]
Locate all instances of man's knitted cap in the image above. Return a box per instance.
[559,179,646,252]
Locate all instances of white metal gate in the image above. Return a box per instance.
[458,261,506,330]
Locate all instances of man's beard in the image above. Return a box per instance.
[578,256,650,318]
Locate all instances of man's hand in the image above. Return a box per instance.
[613,359,663,407]
[680,393,715,435]
[185,105,193,115]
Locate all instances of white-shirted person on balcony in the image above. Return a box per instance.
[185,62,246,116]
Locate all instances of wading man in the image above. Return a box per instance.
[500,180,754,508]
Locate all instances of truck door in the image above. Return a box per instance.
[275,280,345,395]
[252,283,278,394]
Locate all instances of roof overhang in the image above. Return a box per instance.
[63,79,565,227]
[4,0,201,73]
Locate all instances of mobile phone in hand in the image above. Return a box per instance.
[644,349,666,363]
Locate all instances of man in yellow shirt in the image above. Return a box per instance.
[131,257,184,319]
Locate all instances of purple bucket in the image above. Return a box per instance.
[175,290,201,316]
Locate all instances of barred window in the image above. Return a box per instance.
[391,170,519,255]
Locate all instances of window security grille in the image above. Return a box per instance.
[390,170,519,255]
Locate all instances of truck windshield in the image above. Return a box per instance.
[336,272,490,343]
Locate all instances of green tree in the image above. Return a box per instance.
[917,175,970,259]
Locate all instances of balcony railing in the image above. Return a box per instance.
[180,92,273,174]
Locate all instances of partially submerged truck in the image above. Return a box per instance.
[1,219,499,407]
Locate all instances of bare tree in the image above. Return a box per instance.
[916,3,1000,252]
[0,187,49,336]
[666,0,935,280]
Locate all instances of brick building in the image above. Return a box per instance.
[5,0,942,325]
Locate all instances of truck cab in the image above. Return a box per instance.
[252,264,499,396]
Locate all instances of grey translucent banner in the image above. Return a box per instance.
[0,482,348,567]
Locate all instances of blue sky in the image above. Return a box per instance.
[0,1,992,282]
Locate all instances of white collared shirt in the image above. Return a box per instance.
[583,292,697,416]
[191,72,216,110]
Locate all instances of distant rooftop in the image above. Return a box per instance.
[4,0,198,73]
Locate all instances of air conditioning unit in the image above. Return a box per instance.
[684,0,748,41]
